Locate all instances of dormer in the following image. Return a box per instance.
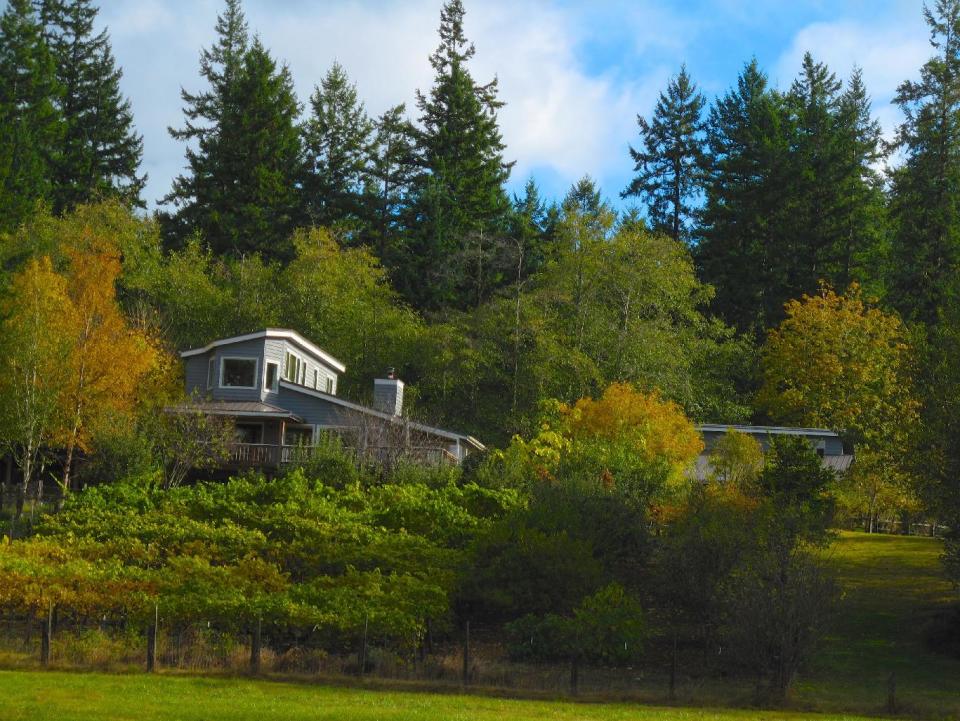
[180,329,346,402]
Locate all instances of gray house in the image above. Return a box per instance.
[693,423,853,480]
[178,328,484,467]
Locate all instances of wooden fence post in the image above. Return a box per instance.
[886,671,897,713]
[359,615,368,677]
[40,603,52,667]
[669,630,678,701]
[461,619,471,685]
[250,617,262,674]
[146,603,158,672]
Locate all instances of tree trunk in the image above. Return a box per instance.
[569,655,579,696]
[359,615,368,677]
[669,629,678,701]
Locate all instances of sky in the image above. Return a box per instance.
[94,0,932,211]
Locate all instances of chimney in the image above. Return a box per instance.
[373,368,404,416]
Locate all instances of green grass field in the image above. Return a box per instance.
[795,532,960,717]
[0,670,879,721]
[0,532,956,721]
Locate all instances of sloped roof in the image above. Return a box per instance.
[166,400,303,422]
[279,380,485,451]
[179,329,346,373]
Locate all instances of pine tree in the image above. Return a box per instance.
[0,0,63,230]
[302,62,374,233]
[364,103,417,265]
[622,65,706,244]
[164,1,303,261]
[404,0,513,309]
[835,68,888,293]
[40,0,144,211]
[697,59,794,335]
[888,0,960,326]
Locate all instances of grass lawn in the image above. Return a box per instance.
[796,531,960,717]
[0,669,879,721]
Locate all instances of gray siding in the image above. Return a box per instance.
[209,338,265,402]
[700,428,844,456]
[184,355,210,396]
[275,340,339,396]
[276,386,355,426]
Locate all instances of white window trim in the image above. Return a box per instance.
[263,360,280,392]
[283,349,305,384]
[219,355,260,389]
[207,357,216,390]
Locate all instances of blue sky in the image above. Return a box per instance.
[94,0,930,211]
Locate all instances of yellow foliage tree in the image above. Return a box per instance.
[0,257,75,518]
[56,246,162,495]
[568,382,704,490]
[707,428,764,492]
[757,285,920,529]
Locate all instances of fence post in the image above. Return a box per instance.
[40,602,52,667]
[359,615,368,677]
[146,603,158,672]
[250,616,262,674]
[886,671,897,713]
[669,629,678,701]
[569,655,579,696]
[461,619,471,685]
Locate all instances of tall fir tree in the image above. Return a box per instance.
[39,0,144,211]
[405,0,513,309]
[301,62,374,234]
[0,0,63,230]
[697,59,794,335]
[834,68,888,294]
[163,1,303,261]
[364,103,417,266]
[888,0,960,326]
[622,65,706,245]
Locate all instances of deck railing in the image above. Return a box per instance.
[228,443,458,468]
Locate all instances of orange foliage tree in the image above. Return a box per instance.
[56,245,162,496]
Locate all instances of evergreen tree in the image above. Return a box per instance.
[404,0,513,309]
[888,0,960,326]
[40,0,144,211]
[364,103,417,266]
[697,60,794,335]
[510,178,551,277]
[834,68,888,293]
[622,65,706,245]
[0,0,62,230]
[302,62,375,233]
[164,1,303,261]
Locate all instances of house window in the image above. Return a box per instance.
[207,357,216,389]
[264,361,279,392]
[284,351,302,383]
[235,423,263,444]
[313,368,319,389]
[221,357,258,388]
[325,377,334,394]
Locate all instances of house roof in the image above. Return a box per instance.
[179,329,347,373]
[166,400,304,422]
[279,380,486,452]
[697,423,841,438]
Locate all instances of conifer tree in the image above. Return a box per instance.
[404,0,513,309]
[302,62,374,232]
[622,65,706,245]
[364,103,417,265]
[39,0,144,211]
[164,1,303,260]
[888,0,960,326]
[697,60,794,335]
[0,0,62,230]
